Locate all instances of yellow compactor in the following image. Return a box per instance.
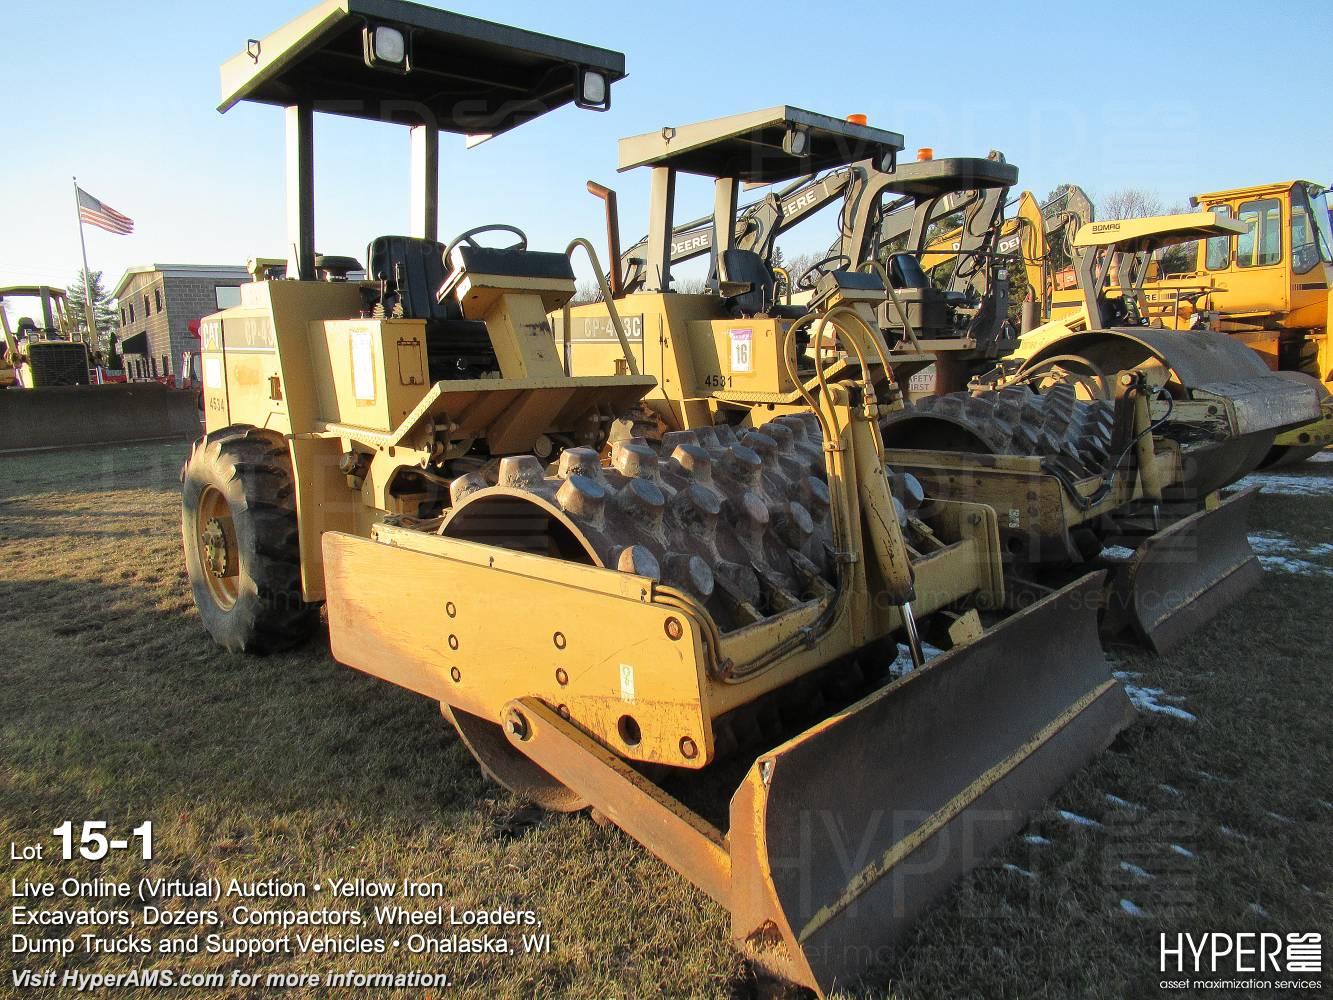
[183,5,1133,994]
[560,114,1320,653]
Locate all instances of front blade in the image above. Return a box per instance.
[1103,486,1262,653]
[728,573,1132,995]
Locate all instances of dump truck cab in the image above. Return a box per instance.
[1167,180,1333,341]
[559,106,904,432]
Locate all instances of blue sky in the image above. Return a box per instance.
[3,0,1330,295]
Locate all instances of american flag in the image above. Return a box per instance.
[76,186,134,235]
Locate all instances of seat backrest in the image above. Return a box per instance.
[366,236,459,320]
[716,249,777,317]
[888,254,930,290]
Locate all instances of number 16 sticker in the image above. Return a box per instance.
[729,328,752,373]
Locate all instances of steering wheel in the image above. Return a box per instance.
[795,254,851,291]
[442,224,529,266]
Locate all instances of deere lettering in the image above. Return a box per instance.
[671,232,710,256]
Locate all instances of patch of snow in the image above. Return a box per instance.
[1120,862,1153,880]
[1105,794,1142,811]
[1310,451,1333,463]
[1264,811,1292,824]
[1248,902,1269,919]
[1158,784,1182,797]
[1058,810,1104,830]
[1023,834,1051,846]
[1219,825,1249,841]
[1170,844,1196,859]
[1237,473,1333,497]
[1101,545,1137,560]
[1249,532,1333,577]
[1003,863,1035,879]
[1112,670,1143,681]
[889,640,948,677]
[1123,682,1197,722]
[1196,770,1232,783]
[1119,899,1149,918]
[1257,554,1333,578]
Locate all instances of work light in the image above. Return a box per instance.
[363,24,411,72]
[782,127,809,157]
[576,68,611,110]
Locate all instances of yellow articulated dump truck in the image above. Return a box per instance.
[0,284,201,452]
[182,6,1132,994]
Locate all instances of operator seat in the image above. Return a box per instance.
[366,235,497,379]
[882,252,967,341]
[712,249,805,319]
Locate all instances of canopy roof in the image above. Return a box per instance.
[875,157,1017,199]
[219,0,626,136]
[618,106,904,184]
[1074,212,1248,253]
[0,286,68,299]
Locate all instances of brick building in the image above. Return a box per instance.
[112,264,249,377]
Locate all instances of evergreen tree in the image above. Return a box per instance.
[65,269,118,353]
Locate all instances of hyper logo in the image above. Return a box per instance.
[1160,931,1322,974]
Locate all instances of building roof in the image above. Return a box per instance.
[112,264,249,301]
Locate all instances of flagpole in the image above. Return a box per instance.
[72,176,98,348]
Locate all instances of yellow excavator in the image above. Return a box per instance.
[184,12,1133,994]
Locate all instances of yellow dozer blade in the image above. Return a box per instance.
[0,382,201,453]
[1102,486,1263,653]
[498,573,1131,996]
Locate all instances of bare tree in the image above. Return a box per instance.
[1098,188,1195,275]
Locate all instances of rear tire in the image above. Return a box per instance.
[181,426,320,653]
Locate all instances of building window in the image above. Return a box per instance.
[1236,198,1282,268]
[120,307,126,325]
[215,285,242,309]
[144,293,151,316]
[129,304,135,322]
[154,288,163,312]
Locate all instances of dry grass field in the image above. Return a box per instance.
[2,441,1329,999]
